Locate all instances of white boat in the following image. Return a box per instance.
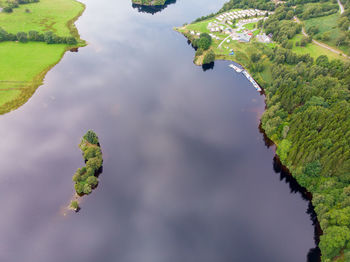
[229,64,243,73]
[242,70,262,92]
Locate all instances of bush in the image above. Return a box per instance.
[16,32,28,43]
[86,157,102,171]
[300,37,307,47]
[198,37,211,50]
[83,146,101,161]
[87,176,98,187]
[285,41,293,49]
[3,7,13,13]
[28,30,41,41]
[195,48,203,57]
[193,33,212,51]
[74,183,84,194]
[70,201,79,210]
[203,50,215,64]
[251,52,261,62]
[72,173,81,182]
[83,184,92,195]
[65,36,77,45]
[83,130,99,145]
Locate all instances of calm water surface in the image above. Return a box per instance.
[0,0,318,261]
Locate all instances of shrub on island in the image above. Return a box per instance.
[70,200,79,211]
[73,130,103,196]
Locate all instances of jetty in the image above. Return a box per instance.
[229,64,243,73]
[229,64,262,92]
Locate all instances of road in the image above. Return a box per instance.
[338,0,345,14]
[218,35,232,48]
[294,16,349,59]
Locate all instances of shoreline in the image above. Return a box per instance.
[176,26,323,258]
[0,0,87,116]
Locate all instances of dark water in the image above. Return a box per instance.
[0,0,318,261]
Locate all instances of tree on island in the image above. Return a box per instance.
[83,130,99,145]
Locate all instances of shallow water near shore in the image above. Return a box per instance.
[0,0,318,261]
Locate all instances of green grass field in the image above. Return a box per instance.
[0,42,67,81]
[0,0,84,36]
[0,42,67,114]
[303,14,349,54]
[290,34,344,60]
[304,13,339,35]
[185,20,211,34]
[0,0,84,114]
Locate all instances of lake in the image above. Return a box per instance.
[0,0,319,261]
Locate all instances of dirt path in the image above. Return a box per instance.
[218,35,232,48]
[294,16,349,59]
[338,0,345,14]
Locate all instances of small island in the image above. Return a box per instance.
[70,130,103,211]
[131,0,166,6]
[131,0,176,14]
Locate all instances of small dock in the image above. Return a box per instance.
[229,64,262,92]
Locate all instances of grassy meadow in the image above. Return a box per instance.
[290,34,344,60]
[0,0,84,36]
[303,13,349,54]
[0,0,85,114]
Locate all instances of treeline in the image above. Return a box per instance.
[295,2,339,19]
[73,130,103,196]
[219,0,275,12]
[0,27,78,45]
[193,13,216,23]
[2,0,39,13]
[286,0,327,5]
[193,0,274,23]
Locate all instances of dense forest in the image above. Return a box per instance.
[255,6,350,262]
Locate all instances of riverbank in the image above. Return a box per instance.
[177,4,350,261]
[0,0,86,115]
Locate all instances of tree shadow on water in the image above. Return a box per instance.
[272,156,321,262]
[259,122,321,262]
[202,62,214,71]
